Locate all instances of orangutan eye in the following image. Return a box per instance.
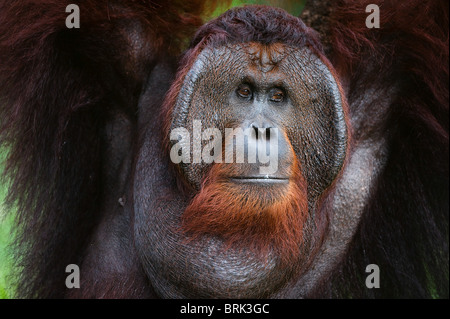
[237,85,252,99]
[270,89,285,102]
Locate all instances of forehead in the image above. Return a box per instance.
[193,42,332,90]
[244,42,288,73]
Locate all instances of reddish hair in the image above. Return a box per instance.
[182,156,308,265]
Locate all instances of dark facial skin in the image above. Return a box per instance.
[133,43,348,298]
[170,43,347,195]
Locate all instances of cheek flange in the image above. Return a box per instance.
[169,45,348,196]
[279,47,348,198]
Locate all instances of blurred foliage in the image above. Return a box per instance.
[0,149,15,299]
[210,0,305,18]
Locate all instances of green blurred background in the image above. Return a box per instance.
[0,148,14,299]
[0,1,305,299]
[213,0,304,17]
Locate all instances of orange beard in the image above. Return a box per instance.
[181,159,308,264]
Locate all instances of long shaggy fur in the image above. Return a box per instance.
[306,0,449,298]
[0,0,224,299]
